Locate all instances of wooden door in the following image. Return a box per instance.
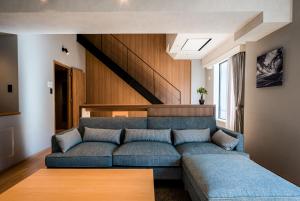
[54,61,72,132]
[71,68,86,127]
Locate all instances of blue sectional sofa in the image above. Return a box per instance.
[45,117,300,201]
[46,117,245,179]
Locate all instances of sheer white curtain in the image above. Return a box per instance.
[226,58,235,130]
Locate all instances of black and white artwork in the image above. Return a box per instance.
[256,47,283,88]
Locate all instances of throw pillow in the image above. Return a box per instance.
[55,128,82,153]
[83,127,122,144]
[212,129,239,151]
[173,129,210,145]
[124,129,171,144]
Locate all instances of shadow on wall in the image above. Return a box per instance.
[0,34,19,113]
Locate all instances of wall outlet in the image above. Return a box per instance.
[47,81,53,88]
[7,84,13,93]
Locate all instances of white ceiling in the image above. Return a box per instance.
[0,0,293,59]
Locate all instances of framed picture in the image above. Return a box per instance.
[256,47,283,88]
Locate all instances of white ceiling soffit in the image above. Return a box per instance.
[166,33,230,60]
[166,0,292,60]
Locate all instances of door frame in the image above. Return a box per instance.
[53,60,72,132]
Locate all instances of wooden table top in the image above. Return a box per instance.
[0,169,155,201]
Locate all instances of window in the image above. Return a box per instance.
[218,60,228,120]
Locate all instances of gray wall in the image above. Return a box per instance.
[244,1,300,186]
[0,34,19,113]
[0,35,85,171]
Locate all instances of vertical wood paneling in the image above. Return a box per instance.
[114,34,191,104]
[72,68,86,127]
[86,51,149,117]
[85,34,191,113]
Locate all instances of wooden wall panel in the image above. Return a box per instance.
[114,34,191,104]
[79,104,216,117]
[85,34,191,110]
[72,68,86,127]
[147,105,215,117]
[86,51,150,117]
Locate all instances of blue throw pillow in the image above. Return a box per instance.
[173,129,210,145]
[55,128,82,153]
[83,127,122,144]
[124,129,171,144]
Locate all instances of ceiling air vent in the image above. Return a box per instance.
[181,38,212,52]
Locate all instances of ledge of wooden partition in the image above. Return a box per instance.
[0,112,20,117]
[79,104,215,117]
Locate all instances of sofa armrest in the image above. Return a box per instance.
[216,126,245,152]
[51,128,77,153]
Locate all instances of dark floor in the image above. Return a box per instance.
[155,180,191,201]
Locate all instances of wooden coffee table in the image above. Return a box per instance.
[0,169,155,201]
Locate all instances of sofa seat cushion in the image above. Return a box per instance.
[45,142,117,167]
[182,154,300,201]
[113,142,181,167]
[176,142,249,157]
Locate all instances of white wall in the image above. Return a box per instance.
[191,60,206,104]
[204,68,214,105]
[0,35,85,171]
[244,1,300,186]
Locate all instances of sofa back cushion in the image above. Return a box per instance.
[78,117,147,135]
[83,127,122,144]
[173,129,211,145]
[124,129,172,144]
[147,117,217,134]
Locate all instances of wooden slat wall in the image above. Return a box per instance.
[114,34,191,104]
[72,68,86,127]
[85,34,191,108]
[86,51,149,117]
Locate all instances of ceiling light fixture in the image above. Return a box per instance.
[198,39,212,51]
[120,0,128,5]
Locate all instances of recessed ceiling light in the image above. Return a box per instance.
[120,0,128,5]
[40,0,48,4]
